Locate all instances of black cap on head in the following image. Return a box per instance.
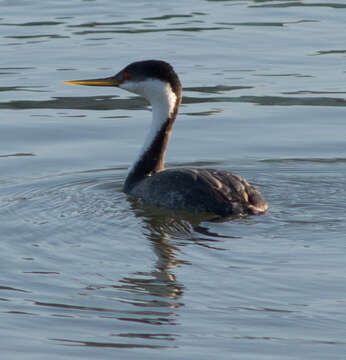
[121,60,182,98]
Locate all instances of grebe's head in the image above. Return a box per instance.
[65,60,182,106]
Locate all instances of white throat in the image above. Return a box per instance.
[121,79,178,173]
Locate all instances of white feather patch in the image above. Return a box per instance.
[120,79,177,173]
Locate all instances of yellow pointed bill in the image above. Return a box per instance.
[64,77,121,87]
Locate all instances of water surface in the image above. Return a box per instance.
[1,0,346,359]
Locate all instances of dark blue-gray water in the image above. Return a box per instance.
[1,0,346,359]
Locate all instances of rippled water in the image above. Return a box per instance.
[1,0,346,359]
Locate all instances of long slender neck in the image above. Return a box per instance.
[123,84,180,193]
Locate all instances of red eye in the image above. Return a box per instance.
[124,71,131,80]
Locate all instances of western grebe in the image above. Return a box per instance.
[65,60,268,216]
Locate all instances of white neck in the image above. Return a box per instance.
[121,79,178,174]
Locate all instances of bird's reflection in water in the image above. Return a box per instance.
[119,201,240,305]
[113,206,197,310]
